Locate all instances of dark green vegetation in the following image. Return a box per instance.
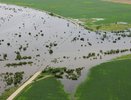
[6,61,33,67]
[0,53,8,61]
[75,59,131,100]
[1,72,24,86]
[82,48,131,60]
[0,72,23,100]
[0,0,131,30]
[5,51,33,67]
[45,42,58,54]
[15,52,32,60]
[42,67,84,80]
[103,48,131,55]
[15,77,69,100]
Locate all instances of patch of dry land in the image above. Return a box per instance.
[107,0,131,4]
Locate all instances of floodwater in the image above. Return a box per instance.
[0,3,131,95]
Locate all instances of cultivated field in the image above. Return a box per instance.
[75,58,131,100]
[15,77,69,100]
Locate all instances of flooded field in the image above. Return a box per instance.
[0,3,131,95]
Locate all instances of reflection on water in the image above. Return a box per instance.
[0,3,131,94]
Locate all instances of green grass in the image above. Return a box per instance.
[114,54,131,60]
[15,77,69,100]
[87,23,131,31]
[75,59,131,100]
[0,86,18,100]
[0,0,131,30]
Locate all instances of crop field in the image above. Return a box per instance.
[75,59,131,100]
[15,77,69,100]
[0,0,131,30]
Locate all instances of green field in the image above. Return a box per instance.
[0,0,131,30]
[114,54,131,60]
[15,77,69,100]
[75,59,131,100]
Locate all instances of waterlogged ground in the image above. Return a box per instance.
[0,3,131,95]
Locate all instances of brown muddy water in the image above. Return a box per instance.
[0,3,131,95]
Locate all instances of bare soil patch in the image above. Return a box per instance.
[107,0,131,4]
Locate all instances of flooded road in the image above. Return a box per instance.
[0,3,131,94]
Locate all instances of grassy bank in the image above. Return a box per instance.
[0,0,131,31]
[75,59,131,100]
[0,86,18,100]
[114,54,131,60]
[15,77,69,100]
